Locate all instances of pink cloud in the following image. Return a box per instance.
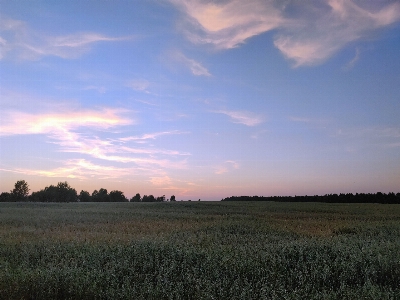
[171,0,400,66]
[0,108,132,136]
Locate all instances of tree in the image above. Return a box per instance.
[109,190,128,202]
[78,190,91,202]
[0,192,11,202]
[30,182,77,202]
[11,180,29,201]
[170,195,176,202]
[142,195,155,202]
[56,182,78,202]
[156,195,165,202]
[130,193,141,202]
[92,188,109,202]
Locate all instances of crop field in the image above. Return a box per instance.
[0,201,399,299]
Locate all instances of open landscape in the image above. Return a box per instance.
[1,201,399,299]
[2,1,400,298]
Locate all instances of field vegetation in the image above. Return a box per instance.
[0,201,399,299]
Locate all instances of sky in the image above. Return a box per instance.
[1,0,400,200]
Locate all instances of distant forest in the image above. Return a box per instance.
[1,180,399,203]
[0,180,175,203]
[222,193,400,204]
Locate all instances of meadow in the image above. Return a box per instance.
[0,201,399,299]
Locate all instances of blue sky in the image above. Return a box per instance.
[1,0,399,200]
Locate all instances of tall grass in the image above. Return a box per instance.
[1,202,399,299]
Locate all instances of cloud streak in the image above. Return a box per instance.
[0,159,131,180]
[215,160,239,174]
[0,106,190,178]
[0,16,130,60]
[0,108,132,136]
[120,130,187,142]
[170,51,211,76]
[127,79,151,93]
[215,110,264,126]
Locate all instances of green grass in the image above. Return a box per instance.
[1,202,399,299]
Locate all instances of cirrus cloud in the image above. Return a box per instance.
[169,50,211,76]
[0,108,132,136]
[0,16,131,61]
[214,109,264,126]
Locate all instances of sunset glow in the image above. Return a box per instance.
[1,0,399,200]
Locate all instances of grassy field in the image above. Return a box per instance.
[0,201,399,299]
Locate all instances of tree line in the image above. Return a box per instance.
[0,180,177,203]
[222,193,400,204]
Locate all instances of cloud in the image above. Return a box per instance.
[0,108,132,136]
[120,130,187,142]
[0,16,130,60]
[0,105,190,171]
[336,126,400,139]
[170,0,284,49]
[342,47,360,70]
[215,160,239,174]
[170,0,400,66]
[120,146,190,156]
[250,129,269,139]
[0,159,131,180]
[83,85,107,94]
[274,0,400,66]
[288,116,330,124]
[127,79,151,93]
[150,176,172,186]
[170,51,211,76]
[214,110,264,126]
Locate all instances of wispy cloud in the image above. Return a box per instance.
[215,160,239,175]
[0,16,130,60]
[0,108,132,136]
[150,176,172,186]
[342,47,360,71]
[0,106,189,176]
[251,129,269,139]
[170,0,284,49]
[214,110,264,126]
[336,126,400,139]
[127,79,151,93]
[120,130,187,142]
[169,50,211,76]
[0,159,131,180]
[170,0,400,66]
[82,85,107,94]
[274,0,400,67]
[289,116,330,124]
[120,146,190,156]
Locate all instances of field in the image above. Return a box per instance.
[0,202,399,299]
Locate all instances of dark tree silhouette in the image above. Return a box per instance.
[142,195,155,202]
[221,192,400,204]
[56,182,78,202]
[0,192,12,202]
[130,193,141,202]
[78,190,91,202]
[109,190,128,202]
[92,188,109,202]
[156,195,165,202]
[170,195,176,202]
[11,180,30,201]
[29,182,77,202]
